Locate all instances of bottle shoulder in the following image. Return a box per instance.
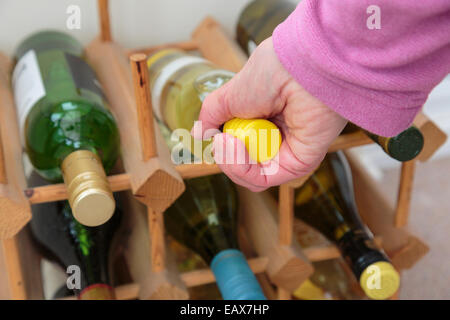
[26,98,116,124]
[15,30,83,60]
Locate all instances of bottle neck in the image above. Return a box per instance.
[362,126,424,162]
[363,130,391,153]
[337,229,388,280]
[78,284,115,300]
[15,30,83,60]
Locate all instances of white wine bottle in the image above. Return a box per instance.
[294,259,364,300]
[294,152,400,300]
[147,49,281,163]
[164,173,266,300]
[12,30,120,226]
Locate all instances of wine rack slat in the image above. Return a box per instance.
[130,54,158,161]
[395,160,416,228]
[278,184,295,246]
[414,112,448,162]
[26,173,132,204]
[97,0,112,42]
[0,53,31,239]
[127,40,199,57]
[24,165,220,204]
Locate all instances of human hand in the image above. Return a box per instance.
[193,38,348,192]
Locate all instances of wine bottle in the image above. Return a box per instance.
[293,219,364,300]
[168,236,223,300]
[12,30,120,226]
[236,0,424,162]
[343,123,424,162]
[237,0,297,55]
[147,49,281,163]
[294,259,363,300]
[164,173,266,300]
[293,152,400,300]
[29,171,121,300]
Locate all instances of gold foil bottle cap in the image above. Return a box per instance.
[61,150,115,227]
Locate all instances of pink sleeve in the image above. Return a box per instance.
[273,0,450,136]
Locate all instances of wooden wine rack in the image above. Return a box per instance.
[0,0,446,300]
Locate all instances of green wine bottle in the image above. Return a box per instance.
[236,0,424,162]
[29,172,121,300]
[343,124,424,162]
[147,49,281,163]
[12,31,120,226]
[164,174,266,300]
[294,152,400,300]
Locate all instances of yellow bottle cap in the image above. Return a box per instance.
[359,261,400,300]
[223,118,282,163]
[61,150,115,227]
[293,279,326,300]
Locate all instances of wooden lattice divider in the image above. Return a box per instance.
[0,0,447,300]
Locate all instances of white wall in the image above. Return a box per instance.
[0,0,253,56]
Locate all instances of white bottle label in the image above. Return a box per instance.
[151,56,207,121]
[247,40,257,55]
[12,50,46,134]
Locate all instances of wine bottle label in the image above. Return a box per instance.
[151,56,207,121]
[12,50,46,134]
[64,53,105,100]
[247,40,257,55]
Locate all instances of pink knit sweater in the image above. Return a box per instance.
[273,0,450,136]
